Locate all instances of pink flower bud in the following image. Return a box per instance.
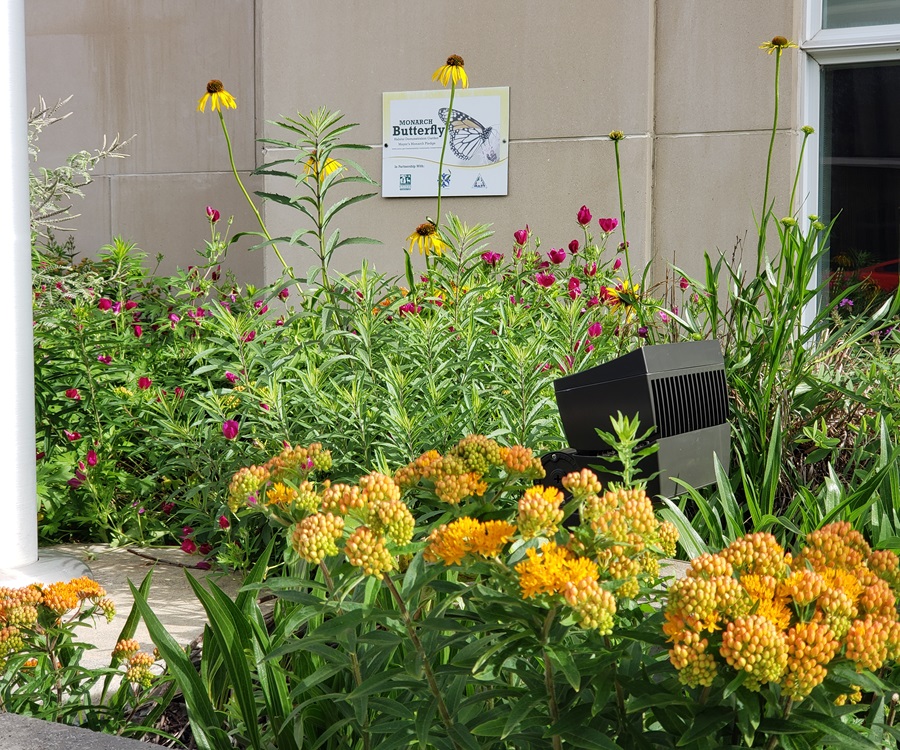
[584,262,597,277]
[64,429,82,441]
[138,377,152,390]
[222,420,240,440]
[175,386,185,399]
[568,277,581,299]
[535,272,556,288]
[97,354,111,364]
[242,330,256,343]
[548,248,566,264]
[588,322,603,338]
[206,206,220,223]
[225,371,238,383]
[181,538,197,555]
[278,288,290,301]
[65,388,81,400]
[219,515,230,529]
[613,257,622,271]
[598,217,619,233]
[568,239,579,254]
[679,276,690,290]
[576,205,592,226]
[125,300,138,311]
[133,324,143,338]
[97,298,112,311]
[513,226,529,245]
[86,449,98,466]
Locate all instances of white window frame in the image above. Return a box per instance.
[799,2,900,314]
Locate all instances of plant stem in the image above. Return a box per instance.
[789,131,810,218]
[541,609,563,750]
[217,112,292,278]
[764,697,793,750]
[383,574,462,750]
[435,83,457,230]
[613,138,631,289]
[759,49,783,274]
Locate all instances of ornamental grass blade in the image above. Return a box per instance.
[128,580,230,750]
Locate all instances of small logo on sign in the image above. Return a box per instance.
[399,174,411,190]
[473,174,486,189]
[438,171,451,188]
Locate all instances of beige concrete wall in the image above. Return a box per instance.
[25,0,804,291]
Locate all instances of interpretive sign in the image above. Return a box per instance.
[382,86,509,197]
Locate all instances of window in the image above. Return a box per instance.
[803,1,900,303]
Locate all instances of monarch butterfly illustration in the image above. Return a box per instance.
[438,108,501,165]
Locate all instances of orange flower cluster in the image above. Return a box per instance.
[0,578,114,667]
[664,523,900,698]
[123,650,158,688]
[229,444,414,578]
[393,436,545,504]
[227,443,332,511]
[517,486,565,540]
[424,517,516,565]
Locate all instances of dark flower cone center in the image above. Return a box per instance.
[206,79,224,94]
[416,223,437,237]
[447,55,464,67]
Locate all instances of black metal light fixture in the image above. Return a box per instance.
[542,340,730,497]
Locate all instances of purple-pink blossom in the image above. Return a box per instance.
[513,226,529,245]
[206,206,220,223]
[584,262,597,277]
[97,298,112,311]
[588,322,603,338]
[535,272,556,288]
[86,449,98,467]
[481,251,503,266]
[548,248,566,265]
[568,277,581,299]
[222,420,240,440]
[568,239,579,254]
[576,205,592,226]
[225,371,238,383]
[613,257,622,271]
[598,217,619,233]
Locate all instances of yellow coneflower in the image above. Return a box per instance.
[432,54,469,89]
[197,79,237,113]
[759,36,798,55]
[407,222,447,256]
[303,150,344,181]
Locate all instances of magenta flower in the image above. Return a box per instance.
[638,326,649,339]
[242,330,256,343]
[175,386,185,399]
[275,317,285,326]
[182,526,194,537]
[613,257,622,271]
[65,388,81,400]
[169,313,181,328]
[659,310,670,323]
[222,420,240,440]
[586,295,600,308]
[568,239,579,254]
[260,402,270,411]
[278,288,290,301]
[588,322,603,338]
[584,262,597,277]
[64,429,82,441]
[97,298,112,311]
[68,469,87,489]
[125,300,138,311]
[679,277,690,291]
[181,538,197,555]
[112,301,122,314]
[206,206,220,223]
[161,501,175,515]
[535,272,556,288]
[513,226,529,245]
[225,371,238,383]
[577,205,592,226]
[548,248,566,265]
[481,251,503,266]
[399,302,422,316]
[219,515,230,529]
[598,217,619,233]
[133,324,143,338]
[198,542,213,556]
[839,297,854,309]
[97,354,112,364]
[568,277,582,299]
[86,449,98,467]
[138,377,152,390]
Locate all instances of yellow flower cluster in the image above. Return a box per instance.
[424,517,516,565]
[515,542,599,600]
[517,486,565,540]
[227,443,333,511]
[345,526,394,577]
[124,650,158,688]
[664,523,900,698]
[291,512,345,564]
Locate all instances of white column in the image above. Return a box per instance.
[0,0,37,570]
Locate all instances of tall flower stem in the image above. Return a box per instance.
[435,83,457,230]
[383,574,462,750]
[612,137,632,289]
[764,698,793,750]
[758,50,783,274]
[541,609,563,750]
[216,111,292,278]
[789,129,812,218]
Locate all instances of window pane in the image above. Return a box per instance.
[821,62,900,301]
[824,0,900,28]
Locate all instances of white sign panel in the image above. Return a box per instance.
[382,87,509,197]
